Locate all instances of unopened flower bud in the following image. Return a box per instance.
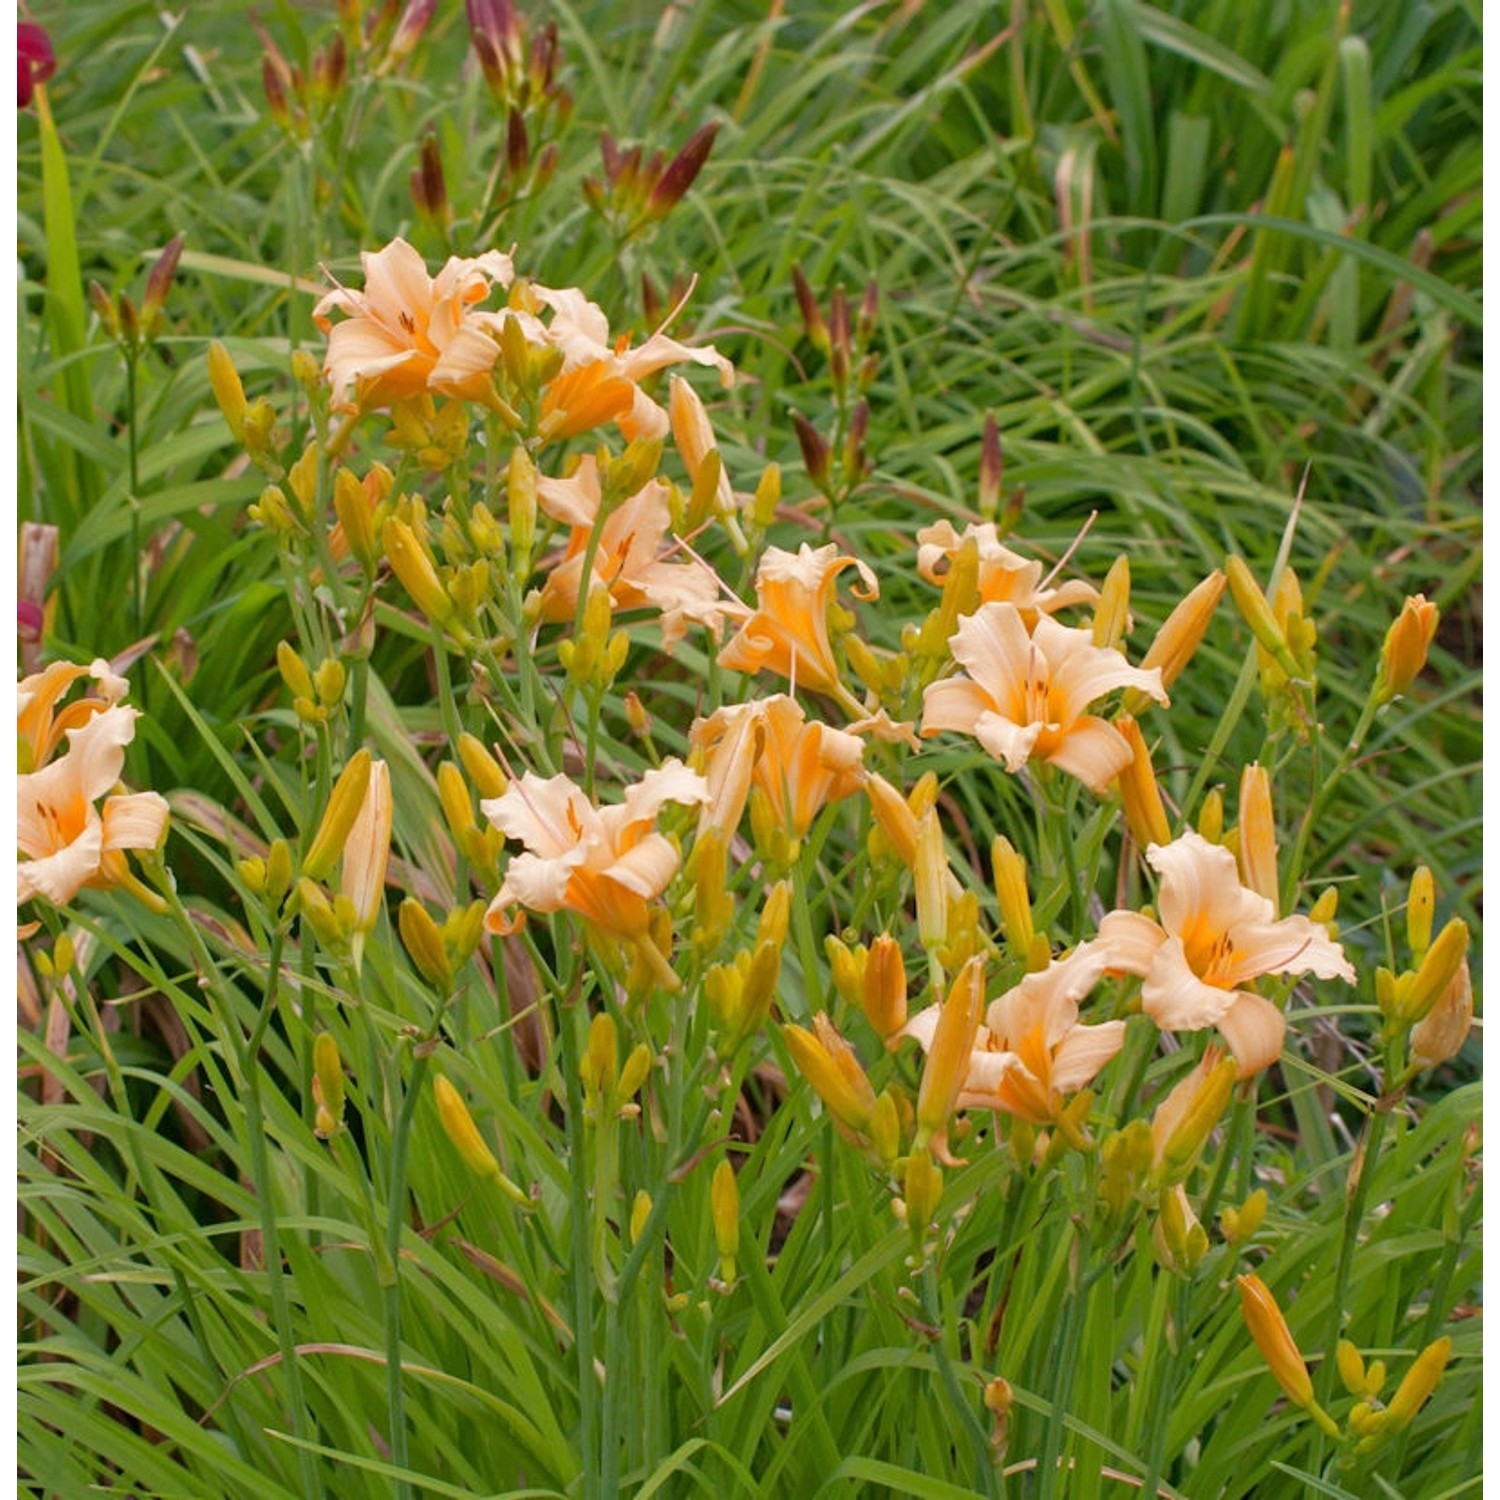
[902,1146,942,1239]
[303,749,373,881]
[1402,917,1469,1027]
[1406,865,1435,961]
[991,835,1034,957]
[1115,716,1171,852]
[1197,788,1225,844]
[1092,555,1131,650]
[1237,764,1278,907]
[383,516,453,626]
[1410,958,1473,1071]
[1384,1337,1451,1433]
[1227,557,1301,680]
[862,934,908,1043]
[1236,1274,1339,1435]
[433,1072,500,1177]
[1375,594,1439,705]
[333,467,378,573]
[916,957,984,1144]
[629,1190,653,1246]
[312,1031,346,1138]
[710,1157,739,1283]
[399,899,452,988]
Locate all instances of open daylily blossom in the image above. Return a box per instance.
[530,465,739,647]
[690,694,865,840]
[18,706,169,907]
[19,658,130,773]
[481,760,708,984]
[1096,830,1356,1076]
[314,238,515,411]
[916,520,1099,624]
[507,279,733,441]
[718,543,877,700]
[898,941,1125,1125]
[921,603,1168,793]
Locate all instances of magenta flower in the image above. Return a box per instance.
[19,22,56,108]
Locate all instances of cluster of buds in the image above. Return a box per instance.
[1374,865,1472,1070]
[1227,556,1316,737]
[788,268,881,509]
[208,342,283,479]
[1338,1334,1453,1456]
[398,897,488,991]
[703,882,790,1055]
[89,235,184,367]
[582,123,719,242]
[579,1011,652,1127]
[257,22,348,139]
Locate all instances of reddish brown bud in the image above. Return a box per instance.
[647,122,719,219]
[792,265,828,351]
[790,411,830,492]
[978,413,1004,519]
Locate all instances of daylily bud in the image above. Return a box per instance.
[790,411,830,493]
[1384,1337,1451,1433]
[1402,918,1469,1027]
[433,1073,500,1177]
[457,732,508,799]
[1227,557,1301,680]
[783,1017,876,1137]
[1197,787,1224,844]
[142,234,185,335]
[914,810,948,952]
[582,1010,619,1102]
[916,957,984,1144]
[410,132,449,224]
[617,1043,652,1104]
[383,517,453,626]
[89,280,121,340]
[438,762,477,844]
[1158,1052,1238,1182]
[1375,594,1439,705]
[871,1089,901,1168]
[977,413,1004,520]
[991,835,1034,957]
[1336,1340,1367,1397]
[444,900,490,971]
[757,880,793,950]
[1237,764,1278,907]
[1236,1274,1339,1435]
[826,935,867,1010]
[1156,1184,1208,1273]
[687,826,734,952]
[710,1158,739,1283]
[314,658,346,710]
[647,122,719,220]
[865,772,920,870]
[303,749,373,881]
[1406,865,1435,960]
[312,1031,346,1138]
[1220,1186,1268,1244]
[277,640,315,702]
[399,899,452,988]
[1123,570,1226,713]
[1115,716,1172,852]
[862,934,908,1043]
[1092,555,1131,650]
[1410,958,1473,1071]
[902,1146,942,1239]
[333,466,378,574]
[752,463,781,529]
[1308,887,1338,929]
[629,1190,653,1246]
[341,758,391,951]
[295,877,344,948]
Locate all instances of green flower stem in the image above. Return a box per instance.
[382,1046,431,1500]
[923,1260,1001,1497]
[1179,647,1263,828]
[1135,1269,1190,1500]
[1036,1225,1090,1500]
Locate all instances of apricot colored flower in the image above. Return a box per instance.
[314,238,514,411]
[690,694,864,839]
[19,658,129,772]
[1096,830,1356,1076]
[916,520,1099,623]
[509,280,733,441]
[899,942,1125,1124]
[718,543,877,698]
[921,603,1167,793]
[530,462,739,647]
[18,706,169,907]
[481,759,708,941]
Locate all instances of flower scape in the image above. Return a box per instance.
[17,11,1480,1500]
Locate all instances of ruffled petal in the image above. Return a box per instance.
[1215,991,1286,1077]
[1043,714,1133,794]
[1142,936,1237,1030]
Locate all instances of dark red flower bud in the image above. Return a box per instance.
[18,22,56,109]
[646,122,719,220]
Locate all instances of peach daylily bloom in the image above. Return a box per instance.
[898,942,1125,1125]
[921,602,1167,793]
[341,758,392,938]
[916,520,1099,624]
[18,706,169,907]
[314,238,515,412]
[1096,831,1356,1076]
[19,657,129,772]
[481,759,708,949]
[530,469,739,649]
[718,543,877,699]
[690,694,865,840]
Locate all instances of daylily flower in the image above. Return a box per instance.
[690,693,865,840]
[481,760,708,984]
[718,543,877,700]
[529,462,739,648]
[916,520,1099,624]
[898,942,1125,1125]
[18,706,169,907]
[921,603,1168,793]
[507,280,733,441]
[1096,830,1356,1076]
[19,658,129,772]
[314,238,515,412]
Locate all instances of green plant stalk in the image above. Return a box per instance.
[382,1046,431,1500]
[1036,1226,1090,1500]
[923,1260,1000,1497]
[1136,1270,1191,1500]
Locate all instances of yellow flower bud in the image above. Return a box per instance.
[1092,555,1131,650]
[1410,957,1472,1071]
[1384,1336,1451,1433]
[242,399,279,460]
[757,879,793,950]
[287,443,319,522]
[687,826,734,952]
[1158,1052,1238,1182]
[710,1159,740,1283]
[826,935,867,1010]
[629,1190,653,1246]
[433,1073,500,1177]
[1221,1186,1268,1244]
[865,772,919,870]
[783,1017,877,1137]
[457,732,508,800]
[236,856,267,894]
[399,899,452,988]
[1376,594,1439,705]
[507,448,537,562]
[862,934,908,1043]
[277,640,315,702]
[902,1146,942,1239]
[991,835,1034,957]
[295,877,344,948]
[312,1031,345,1138]
[339,758,391,939]
[1406,865,1435,961]
[582,1011,619,1100]
[1336,1340,1367,1397]
[914,810,949,953]
[1236,1274,1338,1434]
[1115,716,1171,851]
[438,761,476,843]
[1123,570,1226,713]
[752,463,781,529]
[1226,557,1299,678]
[1308,887,1338,929]
[302,749,372,881]
[1402,917,1469,1027]
[871,1089,902,1168]
[314,658,346,710]
[333,467,378,573]
[383,516,453,626]
[1236,764,1278,908]
[443,901,489,970]
[1157,1184,1207,1273]
[916,957,984,1143]
[617,1043,652,1104]
[1195,788,1224,844]
[207,341,248,441]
